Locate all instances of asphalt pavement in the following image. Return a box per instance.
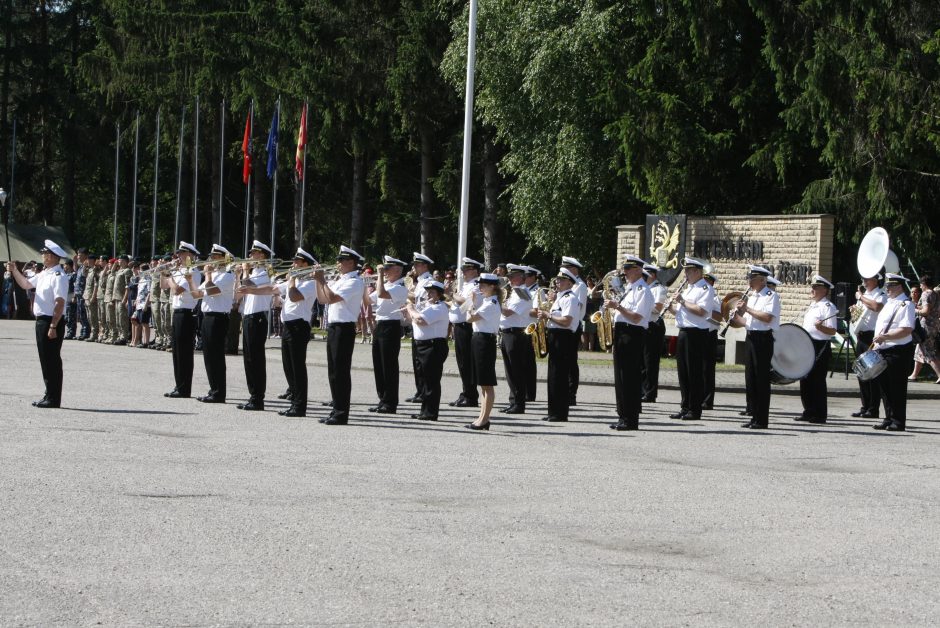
[2,320,939,626]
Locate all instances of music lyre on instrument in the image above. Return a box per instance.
[718,287,751,339]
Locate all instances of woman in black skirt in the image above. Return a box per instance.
[466,273,502,430]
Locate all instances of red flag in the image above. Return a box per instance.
[295,103,307,180]
[241,109,252,184]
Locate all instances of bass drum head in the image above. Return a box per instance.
[771,323,815,384]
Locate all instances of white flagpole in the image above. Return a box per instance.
[218,98,225,242]
[151,107,161,257]
[130,111,140,257]
[112,123,120,258]
[456,0,478,290]
[174,107,185,246]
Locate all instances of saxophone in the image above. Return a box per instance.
[525,285,550,358]
[590,271,620,350]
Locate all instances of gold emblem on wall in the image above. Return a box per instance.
[649,220,681,269]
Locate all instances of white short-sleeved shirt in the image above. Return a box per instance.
[29,265,69,317]
[803,298,838,340]
[372,279,408,321]
[242,268,273,315]
[201,271,236,313]
[573,277,588,322]
[675,279,715,330]
[472,296,501,334]
[413,271,433,310]
[744,287,780,332]
[548,290,580,332]
[449,277,479,324]
[706,291,722,331]
[649,280,667,314]
[856,287,887,333]
[279,278,318,322]
[500,286,534,329]
[170,268,202,310]
[875,294,915,347]
[612,278,654,328]
[327,271,365,323]
[413,301,449,340]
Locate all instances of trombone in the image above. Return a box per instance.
[272,263,339,281]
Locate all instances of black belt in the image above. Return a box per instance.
[36,315,54,321]
[172,308,194,314]
[500,327,526,334]
[243,311,267,319]
[474,332,496,338]
[613,322,644,329]
[375,319,402,326]
[203,311,229,318]
[748,330,773,335]
[454,322,472,328]
[284,318,310,325]
[415,338,447,346]
[328,321,356,328]
[678,327,708,333]
[547,328,574,334]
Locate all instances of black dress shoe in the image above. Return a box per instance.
[197,395,225,403]
[669,411,687,419]
[448,397,465,407]
[375,407,396,414]
[885,423,905,431]
[238,402,264,411]
[794,415,809,422]
[277,391,292,400]
[465,422,490,431]
[324,415,348,425]
[872,421,890,430]
[405,394,422,403]
[419,415,438,421]
[501,406,525,414]
[31,395,48,407]
[681,414,701,421]
[748,423,768,429]
[320,400,334,407]
[452,398,477,408]
[806,418,827,424]
[368,405,381,412]
[609,421,637,431]
[738,410,752,416]
[34,399,60,409]
[860,412,879,419]
[741,421,755,428]
[164,390,189,398]
[641,396,656,403]
[545,416,568,422]
[280,409,306,418]
[701,404,713,411]
[850,409,867,418]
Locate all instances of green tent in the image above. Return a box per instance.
[1,225,75,263]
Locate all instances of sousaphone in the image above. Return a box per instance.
[857,227,900,278]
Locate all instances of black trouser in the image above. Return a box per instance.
[524,333,537,401]
[500,328,529,409]
[703,329,717,407]
[201,312,229,399]
[452,322,477,402]
[642,317,665,400]
[65,299,77,336]
[568,322,581,402]
[281,318,311,413]
[226,310,241,354]
[35,316,65,404]
[877,343,915,428]
[745,330,774,426]
[415,338,449,417]
[242,312,268,403]
[194,307,204,346]
[855,330,882,416]
[799,339,830,420]
[372,320,402,410]
[171,309,196,395]
[613,323,646,425]
[677,327,707,416]
[327,321,356,417]
[547,328,576,419]
[76,296,90,337]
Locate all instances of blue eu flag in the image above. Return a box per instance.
[266,107,279,180]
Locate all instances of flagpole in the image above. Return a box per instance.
[270,97,280,249]
[192,95,200,247]
[151,107,161,258]
[174,106,185,246]
[299,101,307,246]
[456,0,478,291]
[8,117,15,223]
[130,111,140,257]
[112,123,120,258]
[218,98,225,242]
[243,100,253,256]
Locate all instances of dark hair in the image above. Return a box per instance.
[920,274,933,289]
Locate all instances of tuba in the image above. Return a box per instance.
[857,227,900,277]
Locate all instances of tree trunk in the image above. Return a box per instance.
[210,105,221,244]
[62,0,81,238]
[39,0,52,225]
[419,127,433,254]
[1,0,13,223]
[482,138,502,270]
[350,149,366,251]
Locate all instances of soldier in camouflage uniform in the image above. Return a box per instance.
[97,260,110,342]
[82,255,100,342]
[104,261,117,343]
[112,255,130,345]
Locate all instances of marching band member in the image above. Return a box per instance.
[560,256,587,406]
[163,242,202,399]
[404,280,450,421]
[728,265,780,429]
[522,266,541,401]
[606,255,654,431]
[234,241,276,411]
[448,257,482,408]
[265,248,319,418]
[852,274,886,419]
[702,270,722,410]
[466,273,502,430]
[315,246,365,425]
[641,263,667,403]
[798,276,838,424]
[871,273,916,431]
[668,257,715,421]
[369,256,409,414]
[498,264,533,414]
[6,240,69,408]
[539,268,581,422]
[406,252,435,405]
[190,244,236,404]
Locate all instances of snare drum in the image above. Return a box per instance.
[852,349,887,381]
[770,323,815,385]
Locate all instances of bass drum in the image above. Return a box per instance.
[770,323,815,385]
